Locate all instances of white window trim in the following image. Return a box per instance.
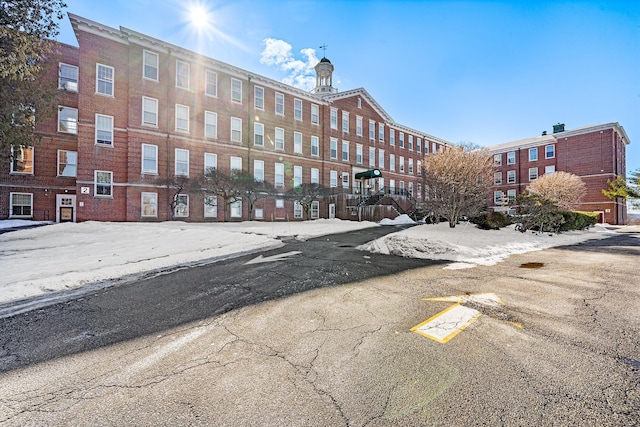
[142,96,158,127]
[231,117,242,143]
[204,195,218,218]
[231,78,242,103]
[275,92,285,115]
[9,192,33,218]
[57,149,77,177]
[294,132,303,154]
[294,98,303,121]
[141,192,158,217]
[10,146,34,175]
[254,122,264,146]
[275,127,285,150]
[143,50,159,81]
[205,70,218,97]
[58,62,78,91]
[95,114,114,146]
[142,144,158,174]
[58,106,78,134]
[205,110,217,139]
[254,86,264,110]
[94,170,113,198]
[174,194,189,218]
[204,152,218,174]
[175,148,190,177]
[96,63,114,96]
[176,60,190,90]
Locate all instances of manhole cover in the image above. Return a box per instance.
[520,262,544,269]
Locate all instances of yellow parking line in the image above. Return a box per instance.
[411,303,482,343]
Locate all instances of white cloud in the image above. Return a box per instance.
[260,38,319,92]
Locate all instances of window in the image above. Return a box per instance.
[330,170,338,187]
[58,106,78,134]
[507,151,516,164]
[205,111,217,138]
[204,195,217,218]
[230,200,242,218]
[529,167,538,181]
[311,201,319,219]
[254,160,264,181]
[10,193,32,217]
[311,168,319,184]
[174,194,189,217]
[400,181,405,194]
[389,154,395,171]
[494,172,502,185]
[417,160,422,176]
[378,124,384,142]
[230,156,242,171]
[417,138,422,153]
[294,132,303,154]
[409,158,414,174]
[356,116,363,136]
[342,172,349,188]
[276,199,284,209]
[231,78,242,103]
[356,144,363,164]
[545,165,555,175]
[399,132,405,148]
[424,141,429,155]
[204,153,217,173]
[432,142,438,153]
[58,63,78,91]
[95,114,114,145]
[175,148,189,176]
[293,165,302,187]
[493,154,502,166]
[205,70,217,97]
[142,97,158,126]
[294,99,303,121]
[96,64,114,96]
[254,86,264,110]
[231,117,242,142]
[408,135,413,150]
[529,147,538,161]
[378,149,385,169]
[275,163,285,188]
[330,108,338,129]
[142,144,158,174]
[369,120,375,139]
[254,122,264,146]
[275,93,284,115]
[175,104,189,133]
[369,147,375,167]
[176,60,190,89]
[143,50,158,81]
[399,156,405,173]
[545,144,555,159]
[330,138,338,159]
[390,129,395,146]
[10,146,33,174]
[507,189,516,203]
[342,111,349,132]
[494,191,504,205]
[342,140,349,161]
[390,179,396,194]
[141,192,158,217]
[275,127,284,150]
[294,201,303,219]
[507,170,516,184]
[58,150,77,177]
[311,136,319,156]
[94,171,113,197]
[311,104,319,124]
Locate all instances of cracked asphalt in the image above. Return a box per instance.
[0,227,639,426]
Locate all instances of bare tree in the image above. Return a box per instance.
[237,173,276,221]
[200,168,244,221]
[287,183,326,219]
[422,147,493,227]
[527,171,586,210]
[155,175,198,219]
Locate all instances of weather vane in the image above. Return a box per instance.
[319,43,328,58]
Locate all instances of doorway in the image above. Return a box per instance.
[56,194,76,223]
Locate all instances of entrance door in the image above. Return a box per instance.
[328,203,336,219]
[56,194,76,223]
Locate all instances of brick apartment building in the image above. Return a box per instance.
[488,122,629,225]
[0,13,451,223]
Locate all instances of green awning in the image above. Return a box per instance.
[355,169,382,179]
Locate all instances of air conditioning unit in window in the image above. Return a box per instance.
[63,81,78,92]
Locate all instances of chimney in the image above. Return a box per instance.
[541,131,547,136]
[552,123,565,133]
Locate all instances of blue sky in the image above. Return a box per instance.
[55,0,640,173]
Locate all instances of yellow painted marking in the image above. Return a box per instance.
[509,321,523,329]
[411,303,482,343]
[423,292,503,307]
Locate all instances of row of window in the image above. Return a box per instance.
[493,165,556,185]
[9,146,77,177]
[494,145,555,166]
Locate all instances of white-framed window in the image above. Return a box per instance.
[174,194,189,217]
[378,123,384,142]
[294,201,303,219]
[143,50,159,81]
[400,181,405,194]
[342,111,349,132]
[95,114,114,146]
[275,163,285,188]
[96,63,114,96]
[275,127,284,150]
[175,148,189,176]
[58,63,78,91]
[390,179,396,194]
[409,158,414,174]
[529,147,538,161]
[399,132,405,148]
[294,132,303,154]
[356,116,363,136]
[230,199,242,218]
[204,195,217,218]
[293,165,302,187]
[330,108,338,129]
[231,117,242,142]
[507,189,516,203]
[311,168,319,184]
[275,92,284,115]
[311,103,319,124]
[545,144,555,159]
[379,177,384,192]
[94,170,113,197]
[390,129,395,145]
[408,135,413,151]
[205,111,217,138]
[58,150,77,177]
[10,192,32,217]
[389,154,396,172]
[10,146,33,174]
[529,167,538,181]
[175,104,189,133]
[204,152,217,174]
[142,144,158,174]
[493,154,502,166]
[311,201,319,219]
[141,192,158,217]
[205,70,217,97]
[294,98,303,121]
[507,170,516,184]
[254,86,264,110]
[356,144,363,164]
[254,159,264,181]
[342,140,349,161]
[142,97,158,127]
[254,122,264,146]
[311,135,319,156]
[507,151,516,164]
[231,78,242,103]
[255,208,264,219]
[424,141,429,154]
[58,106,78,134]
[230,156,242,171]
[494,190,504,205]
[494,172,502,185]
[378,149,385,169]
[417,137,422,152]
[330,138,338,159]
[417,160,422,176]
[275,199,284,209]
[176,60,190,89]
[369,147,375,167]
[330,170,338,188]
[399,156,405,173]
[545,165,555,175]
[369,120,375,139]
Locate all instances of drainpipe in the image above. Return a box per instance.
[165,48,173,220]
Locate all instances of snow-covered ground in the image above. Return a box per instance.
[0,217,622,306]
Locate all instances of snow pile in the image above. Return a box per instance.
[378,214,416,225]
